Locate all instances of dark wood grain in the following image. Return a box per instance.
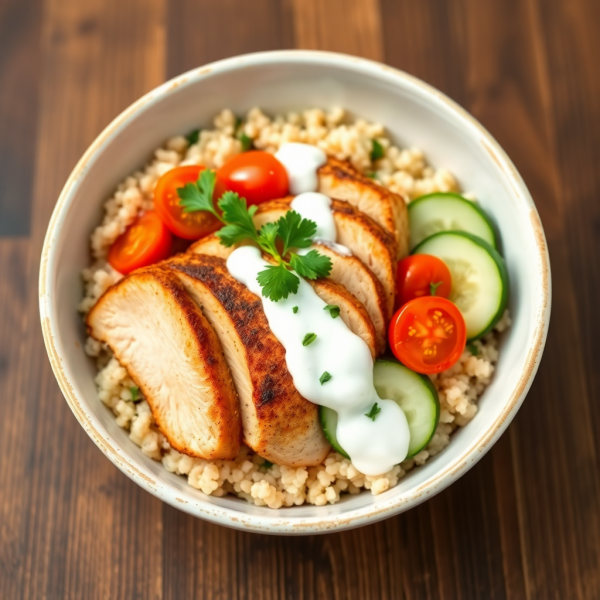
[1,0,600,598]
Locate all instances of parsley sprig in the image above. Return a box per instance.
[177,170,332,301]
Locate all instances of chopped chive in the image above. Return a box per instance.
[364,402,381,421]
[293,306,299,314]
[323,304,340,319]
[302,333,317,346]
[370,139,384,161]
[185,129,200,145]
[319,371,332,385]
[238,132,253,152]
[466,343,479,356]
[129,386,141,402]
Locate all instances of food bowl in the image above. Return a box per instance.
[40,50,551,534]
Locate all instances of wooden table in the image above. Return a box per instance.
[1,1,599,598]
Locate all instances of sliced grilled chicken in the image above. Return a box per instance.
[190,234,388,354]
[87,269,241,459]
[252,197,397,316]
[163,253,331,467]
[317,157,409,259]
[189,237,379,357]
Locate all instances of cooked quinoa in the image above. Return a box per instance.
[81,107,510,509]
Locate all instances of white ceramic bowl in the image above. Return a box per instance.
[40,50,551,535]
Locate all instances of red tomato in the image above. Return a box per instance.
[217,151,289,206]
[154,165,225,240]
[396,254,452,307]
[389,296,466,374]
[108,211,172,274]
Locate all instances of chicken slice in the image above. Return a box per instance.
[86,268,241,459]
[252,197,397,316]
[188,237,379,357]
[317,157,409,259]
[163,253,331,467]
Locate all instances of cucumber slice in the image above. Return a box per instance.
[320,406,350,459]
[319,360,440,460]
[408,192,497,250]
[413,231,508,340]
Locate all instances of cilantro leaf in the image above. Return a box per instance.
[364,402,381,421]
[239,133,253,152]
[276,211,317,255]
[370,139,384,161]
[257,222,280,257]
[319,371,332,385]
[256,264,300,301]
[177,169,220,217]
[467,343,479,356]
[215,192,259,246]
[292,306,299,314]
[129,386,141,402]
[186,129,200,145]
[323,304,340,318]
[302,333,317,346]
[289,250,332,280]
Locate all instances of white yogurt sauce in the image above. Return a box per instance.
[227,246,410,475]
[275,143,327,194]
[225,142,410,475]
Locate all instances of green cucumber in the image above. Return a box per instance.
[413,231,508,340]
[408,192,497,250]
[319,359,440,460]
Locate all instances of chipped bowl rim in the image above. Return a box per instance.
[40,50,551,535]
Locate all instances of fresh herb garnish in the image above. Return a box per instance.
[429,281,442,296]
[185,129,200,145]
[370,139,384,161]
[262,458,274,469]
[177,170,332,302]
[366,171,378,180]
[302,333,317,346]
[324,304,340,318]
[364,402,381,421]
[293,306,299,314]
[319,371,332,385]
[129,386,141,402]
[467,343,479,356]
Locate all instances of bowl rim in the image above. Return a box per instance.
[39,49,551,535]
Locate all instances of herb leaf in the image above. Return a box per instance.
[466,343,479,356]
[276,211,317,255]
[430,281,442,296]
[215,192,259,246]
[262,458,274,469]
[186,129,200,145]
[177,169,220,217]
[129,386,141,402]
[302,333,317,346]
[292,306,299,314]
[290,250,332,280]
[370,139,384,161]
[364,402,381,421]
[319,371,332,385]
[323,304,340,318]
[239,133,253,152]
[257,264,300,302]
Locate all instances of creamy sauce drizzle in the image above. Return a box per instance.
[226,143,410,475]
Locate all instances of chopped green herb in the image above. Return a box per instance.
[323,304,340,318]
[176,171,332,301]
[302,333,317,346]
[366,171,378,180]
[129,386,141,402]
[364,402,381,421]
[429,281,442,296]
[262,458,274,469]
[292,306,299,314]
[185,129,200,145]
[238,132,253,152]
[467,343,479,356]
[319,371,332,385]
[234,116,242,131]
[370,139,384,161]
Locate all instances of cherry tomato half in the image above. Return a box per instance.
[108,211,172,274]
[154,165,225,240]
[389,296,466,374]
[396,254,452,307]
[217,151,289,206]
